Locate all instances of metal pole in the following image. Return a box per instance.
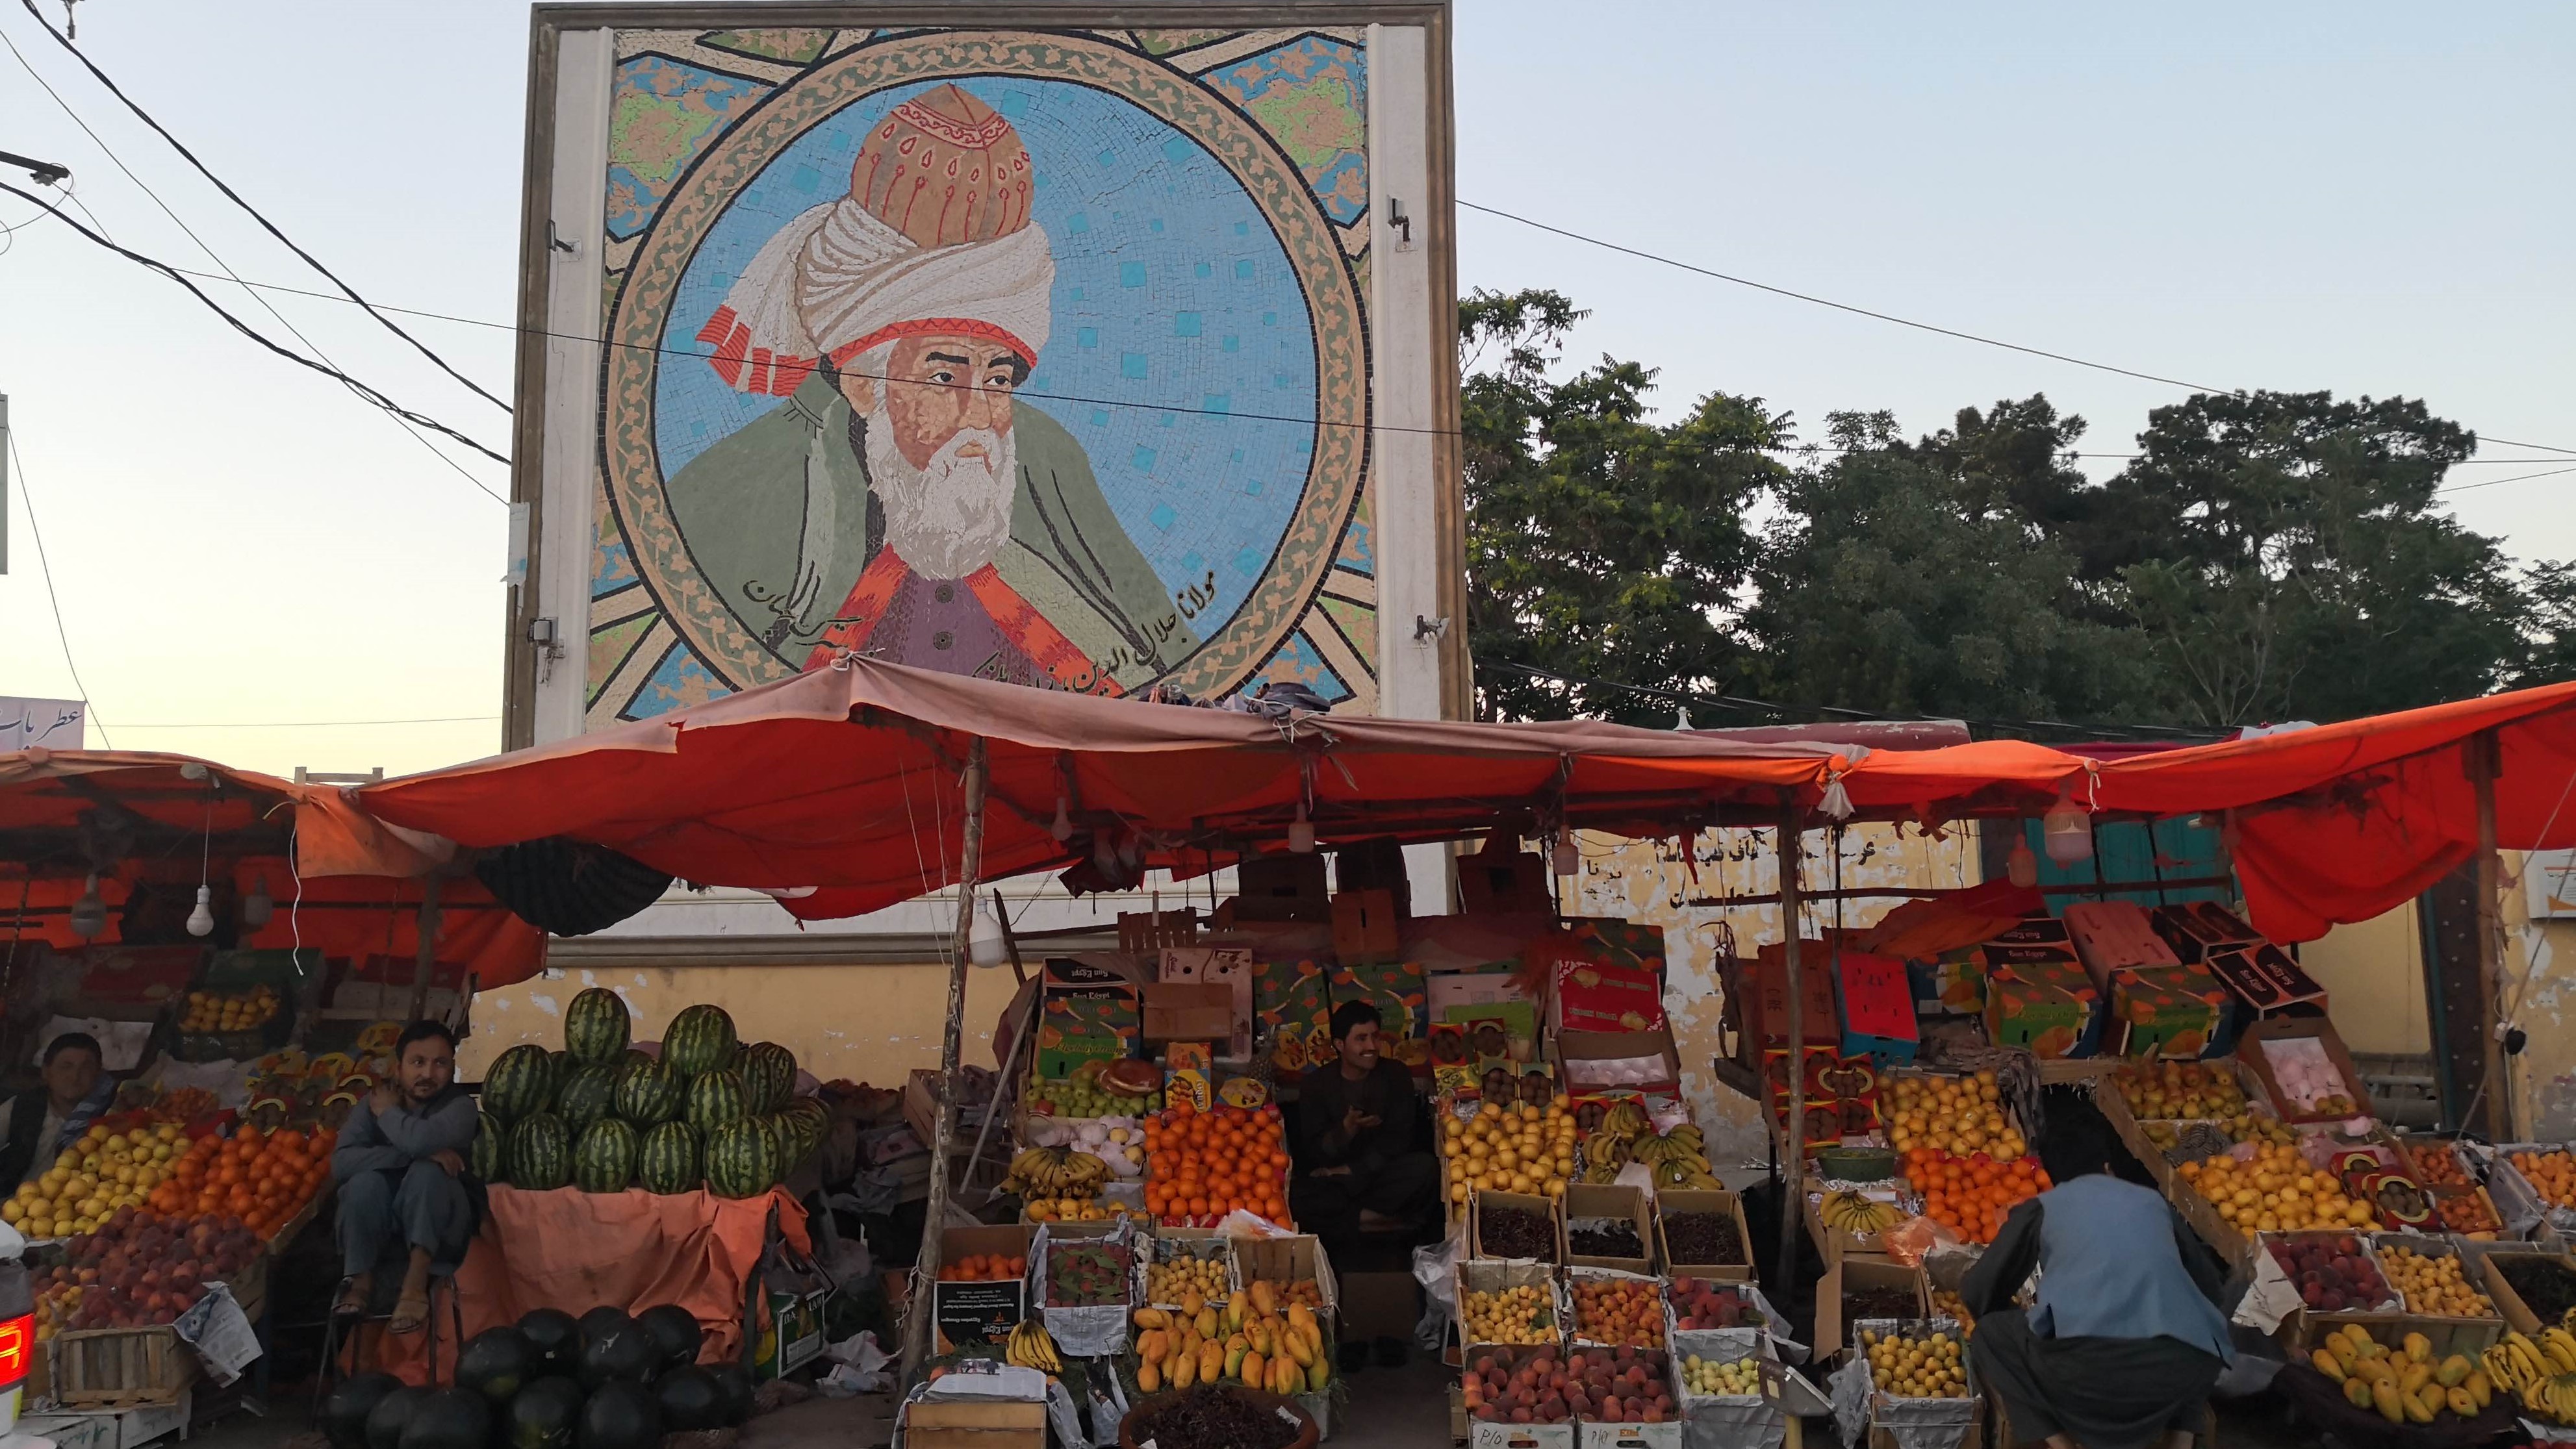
[2473,731,2507,1140]
[1776,802,1807,1297]
[407,872,442,1023]
[907,737,988,1383]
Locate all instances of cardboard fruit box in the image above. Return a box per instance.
[2238,1013,2371,1125]
[1981,950,2104,1059]
[2109,962,2229,1060]
[1654,1188,1754,1285]
[1561,1183,1655,1274]
[1472,1188,1563,1264]
[1813,1259,1927,1361]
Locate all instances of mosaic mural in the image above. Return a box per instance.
[582,27,1384,726]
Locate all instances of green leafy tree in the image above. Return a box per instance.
[1741,399,2160,725]
[1459,288,1792,724]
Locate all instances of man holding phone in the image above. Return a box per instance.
[1290,1000,1438,1264]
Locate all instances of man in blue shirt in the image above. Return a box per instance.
[331,1021,478,1334]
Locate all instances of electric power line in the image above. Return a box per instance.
[0,25,504,503]
[2438,464,2576,496]
[4,428,110,746]
[112,714,500,729]
[9,0,512,417]
[0,179,512,483]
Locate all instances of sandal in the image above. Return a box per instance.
[389,1288,431,1335]
[333,1278,372,1320]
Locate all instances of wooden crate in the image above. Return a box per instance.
[49,1324,198,1409]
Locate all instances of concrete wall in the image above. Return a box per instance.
[2297,903,2432,1057]
[2507,852,2576,1141]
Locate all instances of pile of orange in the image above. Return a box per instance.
[1141,1102,1293,1227]
[940,1252,1027,1282]
[1904,1148,2050,1244]
[2510,1150,2576,1209]
[149,1125,335,1241]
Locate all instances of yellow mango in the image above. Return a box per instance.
[1198,1340,1224,1383]
[1195,1307,1219,1341]
[2448,1387,2477,1417]
[1179,1292,1205,1319]
[1249,1280,1278,1317]
[2310,1349,2346,1383]
[2468,1370,2493,1408]
[1281,1328,1316,1367]
[1132,1308,1170,1331]
[1307,1357,1331,1393]
[1223,1341,1248,1380]
[2403,1386,2437,1425]
[2343,1376,2375,1411]
[1225,1290,1249,1334]
[2436,1354,2472,1389]
[2404,1332,2433,1364]
[1137,1359,1161,1394]
[1241,1350,1264,1389]
[1137,1329,1167,1365]
[1172,1349,1198,1389]
[1249,1324,1271,1357]
[2372,1382,2404,1423]
[2397,1363,2432,1397]
[1286,1303,1318,1338]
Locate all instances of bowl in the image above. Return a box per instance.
[1815,1146,1897,1183]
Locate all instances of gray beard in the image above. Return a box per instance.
[861,413,1017,581]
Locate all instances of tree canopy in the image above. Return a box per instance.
[1460,289,2574,734]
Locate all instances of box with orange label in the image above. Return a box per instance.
[1981,951,2104,1059]
[1164,1040,1214,1115]
[2110,962,2227,1059]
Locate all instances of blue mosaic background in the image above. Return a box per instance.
[653,77,1323,636]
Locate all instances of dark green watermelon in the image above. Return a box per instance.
[636,1304,703,1369]
[507,1113,572,1191]
[398,1389,490,1449]
[565,987,633,1065]
[578,1305,633,1346]
[468,1111,504,1182]
[555,1065,617,1133]
[454,1326,536,1403]
[502,1376,583,1449]
[320,1372,403,1449]
[737,1042,797,1115]
[611,1058,684,1126]
[481,1044,552,1124]
[544,1050,574,1104]
[706,1363,753,1427]
[578,1320,659,1390]
[661,1004,736,1078]
[683,1070,745,1135]
[653,1368,726,1431]
[575,1380,661,1449]
[518,1307,578,1370]
[364,1387,430,1449]
[574,1119,637,1194]
[704,1118,773,1199]
[638,1121,700,1194]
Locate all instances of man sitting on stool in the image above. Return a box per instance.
[0,1033,118,1190]
[1292,1000,1439,1261]
[333,1021,476,1334]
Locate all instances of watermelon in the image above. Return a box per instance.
[578,1320,659,1390]
[507,1113,572,1191]
[756,1115,796,1176]
[704,1119,773,1199]
[469,1111,504,1181]
[654,1368,726,1431]
[481,1044,552,1124]
[455,1327,536,1403]
[576,1380,661,1449]
[574,1118,637,1193]
[565,987,633,1065]
[320,1372,404,1449]
[519,1308,578,1371]
[365,1387,429,1449]
[503,1376,583,1449]
[544,1050,574,1103]
[637,1304,703,1369]
[612,1058,684,1126]
[684,1070,745,1135]
[639,1121,700,1194]
[737,1042,797,1115]
[555,1065,618,1132]
[400,1390,490,1449]
[662,1004,737,1077]
[706,1364,752,1428]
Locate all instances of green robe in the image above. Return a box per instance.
[663,375,1196,688]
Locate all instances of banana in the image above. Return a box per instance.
[2542,1328,2576,1375]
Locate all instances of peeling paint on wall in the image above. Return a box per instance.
[2505,851,2575,1140]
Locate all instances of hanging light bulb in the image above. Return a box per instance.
[2042,791,2094,866]
[969,897,1008,968]
[242,874,274,928]
[1286,800,1316,854]
[1050,795,1073,843]
[185,885,215,938]
[69,873,107,939]
[2006,837,2039,888]
[1552,823,1579,876]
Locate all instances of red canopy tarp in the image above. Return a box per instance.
[0,750,546,989]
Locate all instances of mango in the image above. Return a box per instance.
[1132,1307,1170,1331]
[1225,1290,1249,1333]
[2404,1331,2433,1364]
[2343,1376,2375,1411]
[1137,1329,1167,1365]
[1282,1328,1316,1367]
[2468,1370,2494,1408]
[1198,1340,1224,1383]
[1195,1307,1219,1340]
[2372,1381,2404,1424]
[2403,1385,2437,1424]
[1249,1280,1277,1316]
[1307,1357,1331,1393]
[1137,1358,1161,1394]
[2447,1387,2477,1417]
[1240,1350,1264,1388]
[2397,1363,2432,1396]
[1173,1350,1197,1390]
[2310,1349,2346,1383]
[1179,1292,1205,1318]
[1224,1341,1248,1380]
[2437,1354,2472,1389]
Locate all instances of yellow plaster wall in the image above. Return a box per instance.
[2295,904,2431,1057]
[1562,823,1982,1163]
[460,961,1026,1086]
[2506,852,2576,1140]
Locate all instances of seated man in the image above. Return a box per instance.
[332,1021,476,1333]
[1290,1000,1440,1263]
[0,1033,118,1189]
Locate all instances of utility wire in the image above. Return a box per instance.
[10,0,512,417]
[0,180,512,481]
[4,429,110,747]
[113,715,500,729]
[0,26,504,503]
[1459,199,2576,460]
[2438,464,2576,496]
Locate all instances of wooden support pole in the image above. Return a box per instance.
[2473,731,2508,1140]
[906,737,988,1383]
[408,872,442,1024]
[1776,801,1806,1297]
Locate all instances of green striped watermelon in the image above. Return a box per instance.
[738,1042,798,1116]
[612,1058,685,1126]
[544,1050,574,1104]
[685,1070,745,1135]
[469,1111,504,1180]
[481,1044,552,1124]
[574,1118,638,1193]
[704,1120,773,1199]
[663,1005,737,1078]
[555,1065,618,1132]
[565,987,633,1065]
[507,1113,572,1191]
[639,1121,700,1194]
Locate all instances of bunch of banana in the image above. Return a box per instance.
[1633,1125,1715,1185]
[2484,1328,2576,1422]
[1820,1190,1900,1235]
[1651,1157,1724,1190]
[1004,1146,1111,1198]
[1004,1318,1062,1374]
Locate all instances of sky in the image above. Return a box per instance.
[0,1,2567,777]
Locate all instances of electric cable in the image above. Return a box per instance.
[4,429,111,746]
[0,25,506,503]
[10,0,512,416]
[111,715,500,729]
[0,179,511,479]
